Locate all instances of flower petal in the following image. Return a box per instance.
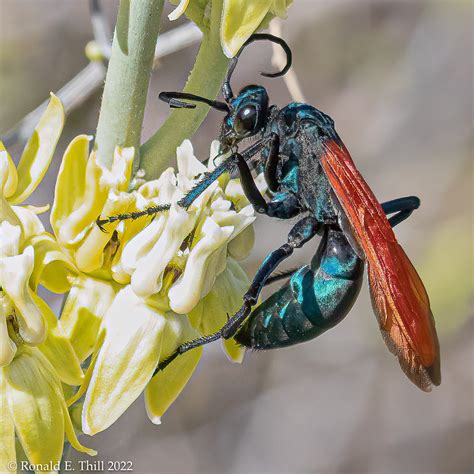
[0,296,16,366]
[62,399,97,456]
[10,94,65,204]
[228,225,255,260]
[120,216,166,272]
[53,148,107,247]
[10,205,45,241]
[100,146,134,193]
[0,142,18,199]
[0,221,21,258]
[66,332,105,408]
[220,0,272,58]
[145,351,202,425]
[0,371,16,473]
[32,294,84,386]
[0,195,21,229]
[50,134,91,243]
[0,246,46,345]
[75,191,134,273]
[199,246,228,297]
[138,167,177,202]
[5,347,64,466]
[176,140,207,180]
[145,313,202,423]
[169,218,234,314]
[111,197,162,285]
[211,201,256,244]
[131,203,196,298]
[82,286,169,435]
[190,258,249,362]
[145,343,202,424]
[53,143,135,249]
[26,232,78,294]
[60,276,116,362]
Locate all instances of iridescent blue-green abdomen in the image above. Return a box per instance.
[235,228,364,349]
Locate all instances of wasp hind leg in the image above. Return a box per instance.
[261,194,420,288]
[236,196,422,349]
[154,215,320,373]
[381,196,420,227]
[235,227,364,350]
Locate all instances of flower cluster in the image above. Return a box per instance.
[59,139,261,435]
[1,95,262,467]
[0,96,95,472]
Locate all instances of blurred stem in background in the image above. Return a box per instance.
[139,0,229,179]
[94,0,164,171]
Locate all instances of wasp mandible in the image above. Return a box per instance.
[98,34,440,391]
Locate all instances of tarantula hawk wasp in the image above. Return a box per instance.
[97,34,440,391]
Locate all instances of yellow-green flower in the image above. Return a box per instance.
[0,94,77,300]
[49,138,136,363]
[0,225,78,377]
[0,94,63,209]
[0,95,83,381]
[1,346,95,473]
[169,0,294,57]
[220,0,293,57]
[0,95,95,469]
[68,139,261,434]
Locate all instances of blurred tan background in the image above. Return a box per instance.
[1,1,473,473]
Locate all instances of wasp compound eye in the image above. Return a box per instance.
[234,105,258,135]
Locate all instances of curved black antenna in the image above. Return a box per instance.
[223,33,292,102]
[159,92,229,112]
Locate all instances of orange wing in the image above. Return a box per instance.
[320,139,440,391]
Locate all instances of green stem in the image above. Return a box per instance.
[139,0,229,179]
[95,0,164,170]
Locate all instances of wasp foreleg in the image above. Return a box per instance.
[96,136,274,230]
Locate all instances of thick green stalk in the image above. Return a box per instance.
[139,0,229,179]
[95,0,164,170]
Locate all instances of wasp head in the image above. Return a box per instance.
[220,85,269,149]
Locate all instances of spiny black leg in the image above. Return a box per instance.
[221,215,319,337]
[381,196,420,228]
[155,333,222,371]
[264,133,280,192]
[96,204,171,232]
[96,160,236,230]
[97,136,274,229]
[154,216,320,374]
